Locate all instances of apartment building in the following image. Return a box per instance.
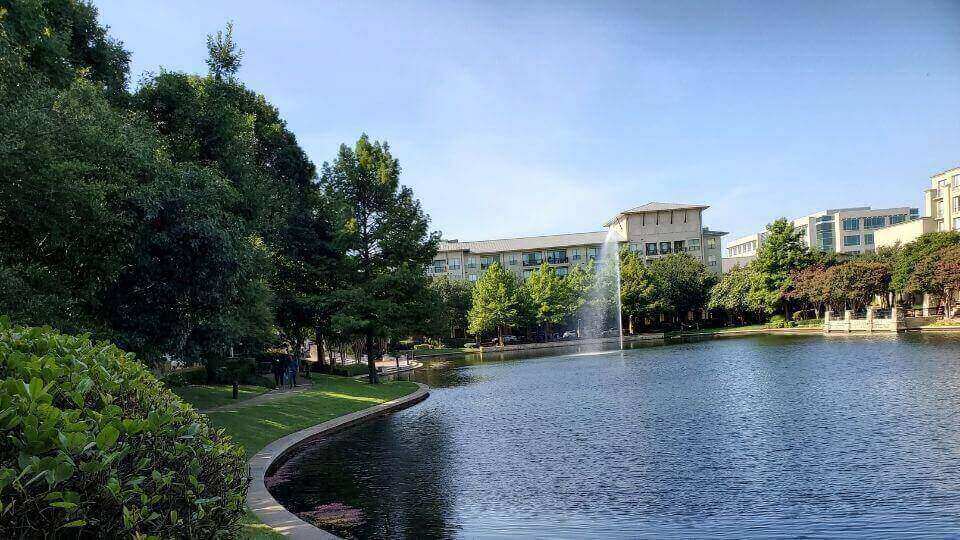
[429,202,727,282]
[876,166,960,248]
[723,206,919,272]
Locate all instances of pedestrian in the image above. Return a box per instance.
[271,357,283,389]
[279,355,291,390]
[290,355,300,387]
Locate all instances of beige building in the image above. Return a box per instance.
[430,202,727,282]
[876,166,960,248]
[723,205,919,272]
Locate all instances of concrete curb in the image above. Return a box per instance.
[246,382,430,539]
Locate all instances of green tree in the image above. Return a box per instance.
[620,250,655,333]
[648,253,714,326]
[563,262,594,335]
[708,265,759,324]
[891,232,960,295]
[321,134,439,382]
[206,21,243,79]
[750,218,811,317]
[424,275,473,343]
[909,244,960,316]
[525,263,571,336]
[468,262,523,345]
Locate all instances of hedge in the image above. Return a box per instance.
[0,318,248,537]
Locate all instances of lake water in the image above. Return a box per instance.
[267,334,960,538]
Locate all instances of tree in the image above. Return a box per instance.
[784,264,830,319]
[563,262,594,336]
[206,21,243,79]
[620,250,655,333]
[892,232,960,295]
[822,260,890,314]
[467,262,523,345]
[321,135,439,382]
[424,275,473,343]
[750,218,811,317]
[910,245,960,316]
[708,265,759,324]
[648,253,714,326]
[524,263,571,337]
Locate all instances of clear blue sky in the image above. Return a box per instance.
[95,0,960,245]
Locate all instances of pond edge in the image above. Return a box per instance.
[246,382,430,539]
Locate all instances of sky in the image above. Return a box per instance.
[94,0,960,246]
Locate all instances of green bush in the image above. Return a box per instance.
[161,365,207,387]
[766,315,797,329]
[0,319,248,537]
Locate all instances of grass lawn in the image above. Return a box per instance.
[171,384,271,410]
[190,375,418,539]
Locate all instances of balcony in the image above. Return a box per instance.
[547,256,569,264]
[522,259,543,267]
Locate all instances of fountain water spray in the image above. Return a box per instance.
[582,228,624,348]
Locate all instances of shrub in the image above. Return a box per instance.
[329,364,368,377]
[0,319,248,537]
[161,365,207,387]
[766,315,797,329]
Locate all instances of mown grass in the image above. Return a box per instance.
[178,375,418,538]
[171,384,271,410]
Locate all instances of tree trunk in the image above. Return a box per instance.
[498,325,504,347]
[365,329,379,383]
[314,328,326,372]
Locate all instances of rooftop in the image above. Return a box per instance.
[603,201,710,226]
[439,230,621,254]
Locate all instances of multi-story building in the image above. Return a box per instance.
[876,166,960,248]
[429,202,727,282]
[722,206,919,272]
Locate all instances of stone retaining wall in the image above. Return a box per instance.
[479,333,664,353]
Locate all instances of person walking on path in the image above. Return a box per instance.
[288,355,300,388]
[271,357,284,389]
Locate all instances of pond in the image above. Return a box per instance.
[267,334,960,538]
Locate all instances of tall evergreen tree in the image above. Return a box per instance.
[320,134,439,382]
[468,262,524,345]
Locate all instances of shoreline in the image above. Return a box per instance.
[245,382,430,539]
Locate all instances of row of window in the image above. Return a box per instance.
[842,233,875,247]
[841,215,909,231]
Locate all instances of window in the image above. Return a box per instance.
[468,274,478,282]
[659,242,671,254]
[910,208,920,219]
[546,249,567,264]
[571,249,581,261]
[522,252,543,266]
[863,216,886,229]
[707,255,717,266]
[707,237,717,249]
[954,196,960,213]
[864,233,874,245]
[467,256,477,269]
[509,253,518,266]
[937,200,945,218]
[843,235,861,246]
[816,221,835,252]
[587,247,599,260]
[954,174,960,187]
[954,217,960,230]
[556,267,569,277]
[629,243,639,252]
[431,260,446,273]
[449,258,461,270]
[842,218,860,231]
[645,243,657,255]
[480,255,498,270]
[890,214,906,225]
[848,250,860,255]
[688,238,701,251]
[673,240,685,252]
[522,269,533,279]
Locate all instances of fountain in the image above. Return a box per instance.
[581,228,624,348]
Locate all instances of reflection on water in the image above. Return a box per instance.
[268,334,960,538]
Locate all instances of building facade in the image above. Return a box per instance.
[430,202,726,282]
[723,205,919,272]
[875,166,960,248]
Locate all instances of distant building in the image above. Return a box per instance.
[430,202,727,282]
[875,166,960,248]
[723,206,919,272]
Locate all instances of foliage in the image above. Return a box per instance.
[206,22,243,79]
[320,134,439,381]
[524,263,571,331]
[894,232,960,293]
[823,260,890,312]
[620,250,655,330]
[467,262,524,343]
[910,245,960,310]
[708,265,760,322]
[423,275,472,343]
[749,218,811,314]
[647,253,715,322]
[0,320,247,537]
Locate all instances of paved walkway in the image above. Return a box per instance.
[246,382,430,539]
[200,379,315,413]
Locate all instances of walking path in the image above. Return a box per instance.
[246,382,430,539]
[201,379,315,413]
